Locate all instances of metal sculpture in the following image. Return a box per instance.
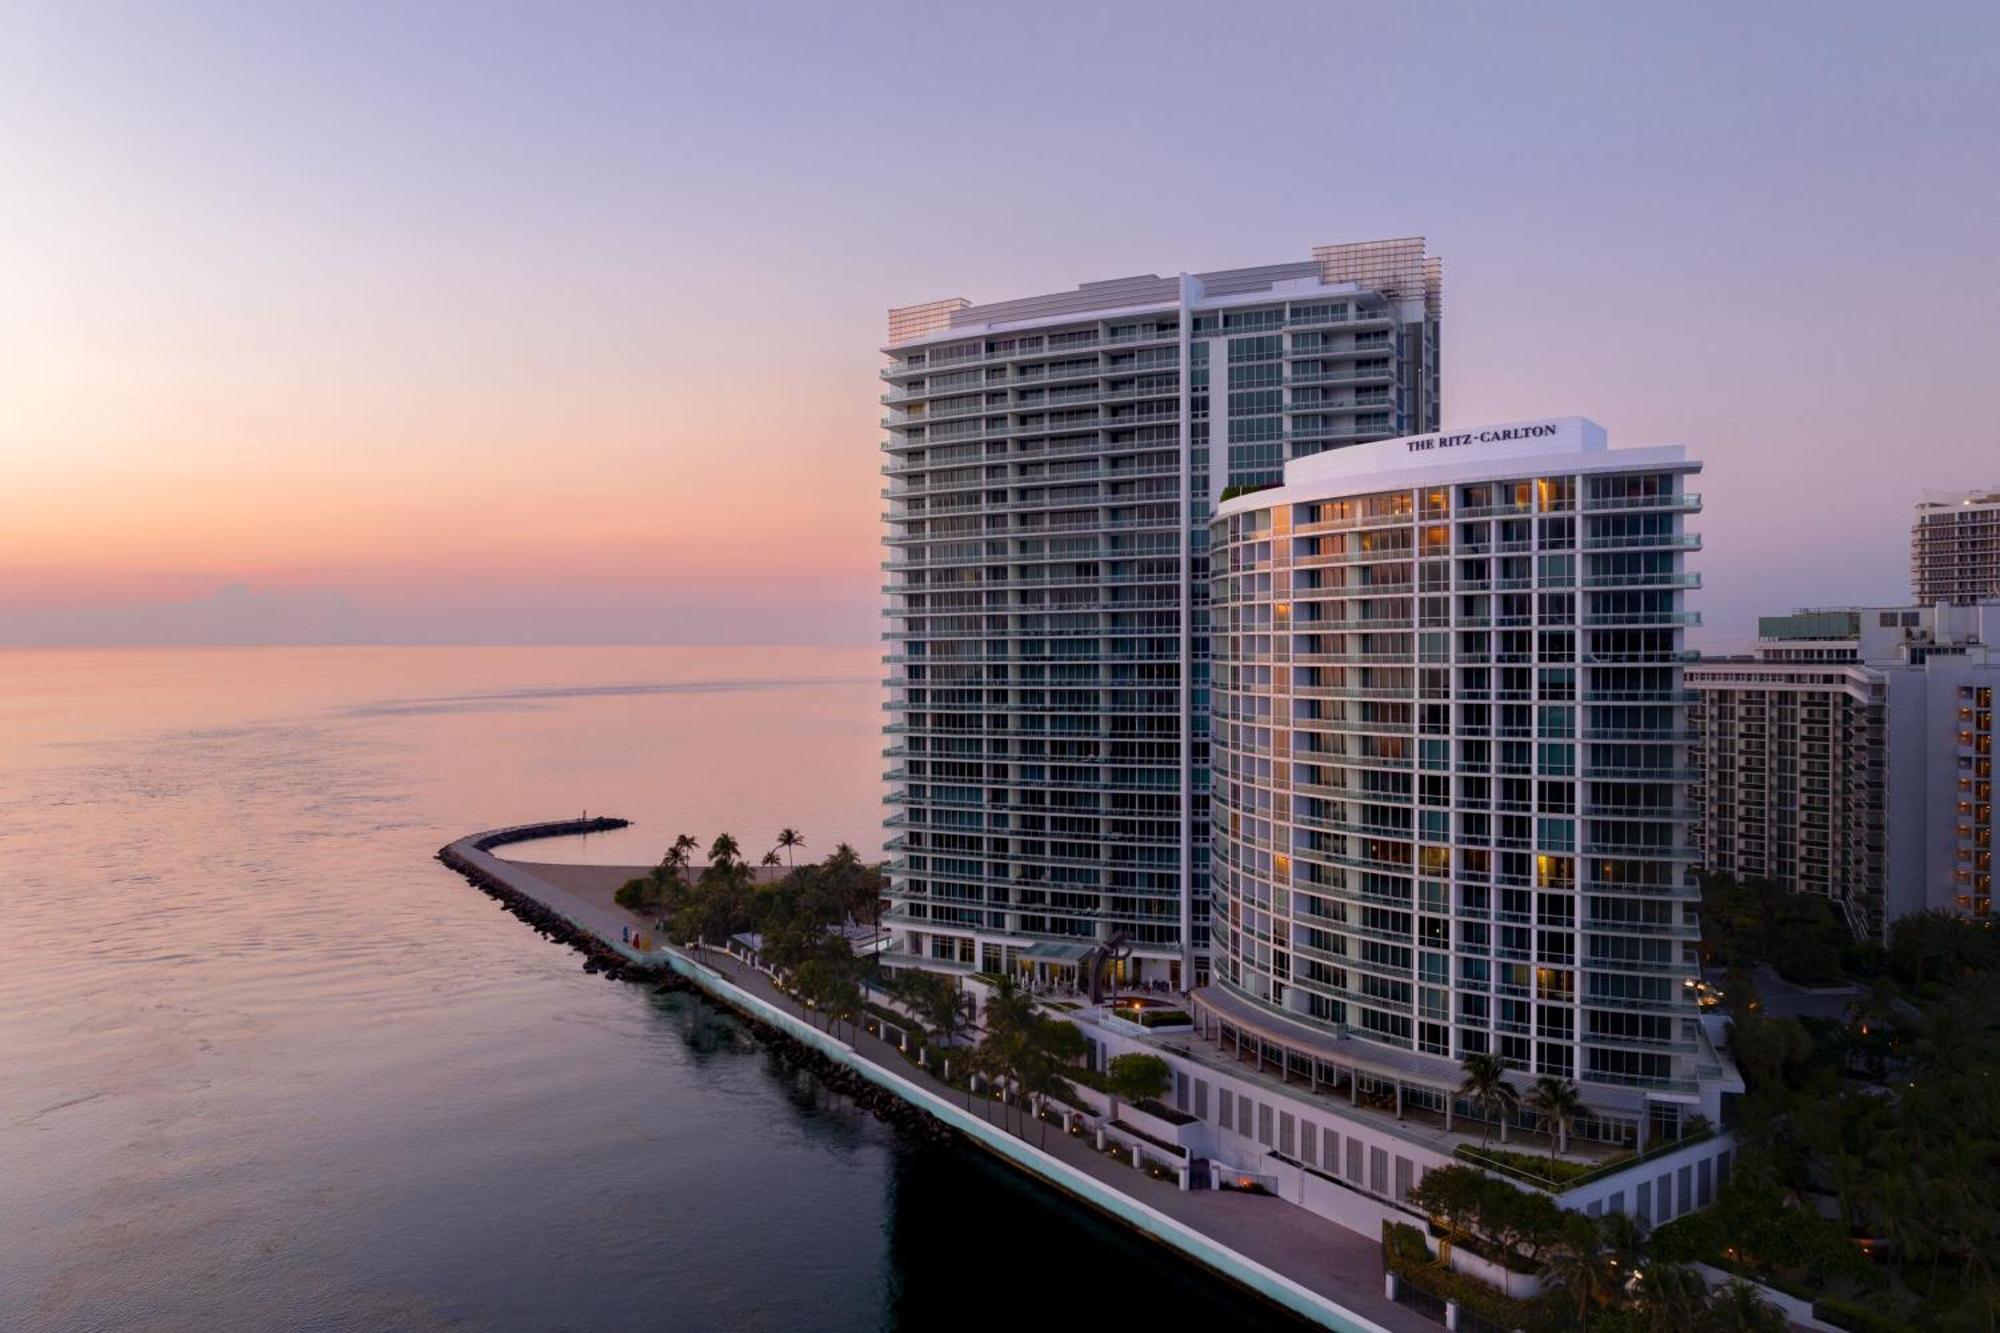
[1084,930,1134,1005]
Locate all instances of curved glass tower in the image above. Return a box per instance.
[1207,418,1720,1138]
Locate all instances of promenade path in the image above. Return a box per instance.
[686,943,1434,1333]
[451,835,1437,1333]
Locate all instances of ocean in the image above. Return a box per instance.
[0,647,1298,1331]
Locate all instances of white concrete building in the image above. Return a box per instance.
[1691,603,2000,936]
[1913,486,2000,606]
[1206,417,1736,1145]
[1060,996,1741,1236]
[881,240,1442,990]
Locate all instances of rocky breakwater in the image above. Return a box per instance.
[435,819,955,1147]
[711,995,958,1147]
[436,817,648,981]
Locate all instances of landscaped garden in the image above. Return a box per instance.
[1397,1166,1791,1331]
[1667,897,2000,1330]
[1402,893,2000,1332]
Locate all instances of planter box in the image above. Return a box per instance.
[1443,1240,1543,1299]
[1119,1099,1201,1149]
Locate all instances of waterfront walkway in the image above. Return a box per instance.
[444,826,1434,1333]
[688,943,1433,1333]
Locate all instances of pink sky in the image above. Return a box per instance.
[2,2,1995,646]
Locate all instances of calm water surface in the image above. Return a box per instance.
[0,648,1298,1332]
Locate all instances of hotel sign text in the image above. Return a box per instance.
[1404,422,1561,454]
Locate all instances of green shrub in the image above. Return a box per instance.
[1813,1297,1918,1333]
[1065,1063,1112,1093]
[1453,1143,1599,1185]
[1409,1163,1563,1273]
[1650,1179,1866,1283]
[1381,1224,1562,1332]
[1384,1220,1431,1266]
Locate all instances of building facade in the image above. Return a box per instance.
[881,240,1442,989]
[1690,603,2000,937]
[1913,486,2000,605]
[1207,418,1731,1137]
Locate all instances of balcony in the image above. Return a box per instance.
[1581,610,1702,627]
[1581,532,1702,552]
[1582,493,1702,513]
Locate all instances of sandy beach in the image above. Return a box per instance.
[507,860,789,935]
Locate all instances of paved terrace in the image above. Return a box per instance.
[446,830,1435,1333]
[1173,987,1635,1160]
[1068,999,1596,1165]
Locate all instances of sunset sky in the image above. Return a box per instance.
[2,1,1995,647]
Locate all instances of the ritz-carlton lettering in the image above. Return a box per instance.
[1405,422,1562,453]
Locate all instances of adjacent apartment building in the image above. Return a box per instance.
[1206,417,1734,1139]
[881,240,1442,990]
[1913,486,2000,605]
[1690,603,2000,938]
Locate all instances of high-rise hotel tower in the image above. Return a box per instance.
[882,240,1442,989]
[1913,486,2000,606]
[1690,602,2000,939]
[1207,418,1729,1134]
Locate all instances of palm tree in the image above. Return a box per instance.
[652,835,697,897]
[1866,1158,1932,1282]
[1545,1213,1616,1329]
[1457,1052,1521,1148]
[978,976,1037,1135]
[967,1017,1017,1132]
[1021,1016,1088,1148]
[707,832,741,869]
[775,828,806,867]
[1827,1146,1866,1232]
[823,959,864,1045]
[1636,1262,1710,1333]
[760,849,781,868]
[793,957,831,1029]
[1600,1210,1647,1287]
[1527,1074,1583,1163]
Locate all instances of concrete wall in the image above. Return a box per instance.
[1282,1158,1411,1238]
[1086,1014,1739,1239]
[656,950,1397,1333]
[1442,1240,1543,1300]
[1117,1099,1200,1151]
[1561,1133,1735,1225]
[1694,1263,1838,1331]
[1090,1021,1453,1213]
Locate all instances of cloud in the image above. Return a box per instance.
[0,582,364,646]
[0,579,879,646]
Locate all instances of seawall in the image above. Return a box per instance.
[437,821,953,1137]
[437,819,1398,1333]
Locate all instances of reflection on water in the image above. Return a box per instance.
[0,648,1296,1332]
